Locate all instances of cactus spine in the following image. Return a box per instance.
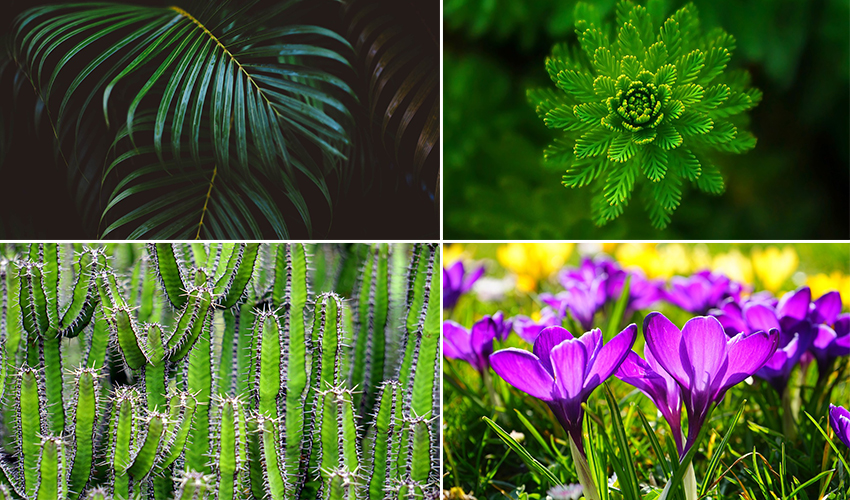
[0,243,439,500]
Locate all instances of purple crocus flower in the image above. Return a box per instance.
[812,315,850,373]
[662,270,747,315]
[616,348,684,454]
[643,313,779,454]
[489,324,638,454]
[443,261,484,310]
[829,404,850,449]
[483,311,513,342]
[511,307,561,344]
[541,282,605,331]
[744,287,817,392]
[559,257,660,315]
[710,292,777,337]
[443,318,496,374]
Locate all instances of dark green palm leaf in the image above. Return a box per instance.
[12,0,355,238]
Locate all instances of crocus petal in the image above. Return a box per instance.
[777,286,811,321]
[470,318,497,372]
[462,265,485,292]
[550,339,588,400]
[616,350,668,397]
[584,324,637,392]
[490,349,556,401]
[744,303,780,332]
[812,324,837,352]
[442,321,471,360]
[576,328,603,372]
[446,262,464,288]
[643,312,690,388]
[681,316,729,394]
[533,326,574,377]
[829,404,850,449]
[719,329,779,394]
[811,291,841,325]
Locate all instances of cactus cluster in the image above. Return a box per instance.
[0,243,440,500]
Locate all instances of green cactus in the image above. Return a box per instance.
[0,243,439,500]
[529,0,762,228]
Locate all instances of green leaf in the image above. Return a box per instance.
[482,416,561,486]
[644,41,669,72]
[654,64,676,86]
[593,47,619,79]
[671,83,703,105]
[607,134,637,162]
[593,75,617,98]
[562,158,607,188]
[575,129,613,159]
[620,55,644,80]
[699,400,746,496]
[699,47,730,84]
[654,121,683,150]
[574,102,608,125]
[632,126,657,145]
[604,160,638,205]
[695,160,725,194]
[640,143,668,181]
[673,148,702,181]
[545,137,578,164]
[675,110,713,136]
[677,49,705,85]
[557,69,597,101]
[618,22,644,58]
[694,84,729,111]
[659,17,682,61]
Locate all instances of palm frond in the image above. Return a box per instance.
[343,0,439,195]
[12,0,355,238]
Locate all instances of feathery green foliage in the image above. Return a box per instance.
[530,0,762,228]
[0,242,440,499]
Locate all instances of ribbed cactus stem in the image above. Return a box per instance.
[36,435,66,500]
[213,396,247,500]
[18,366,44,498]
[67,368,100,500]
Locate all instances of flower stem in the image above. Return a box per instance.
[569,434,601,500]
[482,371,502,410]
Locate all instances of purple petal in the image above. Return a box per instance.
[446,262,464,289]
[443,321,471,360]
[550,339,588,400]
[584,324,637,392]
[719,328,780,394]
[777,286,811,321]
[490,349,556,401]
[470,317,497,372]
[462,265,485,292]
[643,312,690,388]
[533,326,575,377]
[829,404,850,449]
[744,303,780,332]
[576,328,603,372]
[681,316,729,394]
[813,324,837,352]
[811,291,842,325]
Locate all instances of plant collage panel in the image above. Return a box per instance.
[443,243,850,500]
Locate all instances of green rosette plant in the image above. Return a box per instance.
[530,0,762,228]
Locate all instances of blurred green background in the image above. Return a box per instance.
[443,0,850,239]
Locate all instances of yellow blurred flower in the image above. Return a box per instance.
[712,249,754,284]
[497,243,573,292]
[442,244,466,266]
[751,246,798,292]
[808,271,850,307]
[615,243,694,279]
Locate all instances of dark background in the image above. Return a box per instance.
[0,0,439,239]
[443,0,850,239]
